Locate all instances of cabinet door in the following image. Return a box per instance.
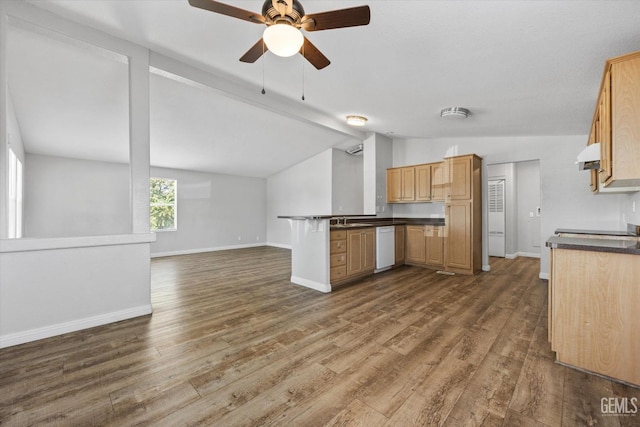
[431,162,446,201]
[405,225,426,264]
[362,228,376,272]
[426,226,444,267]
[395,225,405,265]
[599,69,612,184]
[386,169,402,202]
[445,202,472,270]
[415,164,431,201]
[448,156,472,201]
[401,167,416,201]
[346,230,364,276]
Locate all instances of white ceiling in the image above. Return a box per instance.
[10,0,640,177]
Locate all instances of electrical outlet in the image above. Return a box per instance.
[237,236,241,241]
[633,201,636,213]
[256,236,260,241]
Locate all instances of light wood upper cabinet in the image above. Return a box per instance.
[588,50,640,191]
[430,162,446,201]
[447,156,472,201]
[415,164,432,201]
[386,167,415,202]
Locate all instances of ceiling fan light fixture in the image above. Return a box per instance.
[440,107,470,120]
[263,24,303,57]
[346,115,368,126]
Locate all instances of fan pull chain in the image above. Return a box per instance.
[301,42,305,101]
[261,39,266,95]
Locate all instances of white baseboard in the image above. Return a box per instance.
[504,251,540,260]
[0,304,153,349]
[290,276,331,293]
[266,242,292,250]
[482,264,491,272]
[151,242,267,258]
[539,272,549,280]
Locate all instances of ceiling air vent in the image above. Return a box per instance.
[346,144,364,155]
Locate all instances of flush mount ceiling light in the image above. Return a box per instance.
[440,107,470,120]
[262,24,304,57]
[346,115,368,126]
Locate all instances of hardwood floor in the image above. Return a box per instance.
[1,247,639,426]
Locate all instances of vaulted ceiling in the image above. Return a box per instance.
[9,1,640,177]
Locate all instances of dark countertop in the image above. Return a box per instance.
[329,217,445,230]
[555,228,638,237]
[546,236,640,255]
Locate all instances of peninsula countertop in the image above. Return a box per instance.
[546,235,640,255]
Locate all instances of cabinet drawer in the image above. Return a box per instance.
[330,253,347,266]
[330,265,347,282]
[330,239,347,254]
[331,230,347,239]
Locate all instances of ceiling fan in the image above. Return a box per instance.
[188,0,371,69]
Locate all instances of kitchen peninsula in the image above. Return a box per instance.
[277,215,444,293]
[546,225,640,386]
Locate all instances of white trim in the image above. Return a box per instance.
[0,233,156,253]
[151,242,266,258]
[267,242,292,250]
[504,251,541,260]
[290,276,332,293]
[517,251,541,259]
[0,304,153,349]
[539,272,549,280]
[482,264,491,272]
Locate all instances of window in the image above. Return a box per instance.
[150,178,177,231]
[8,148,23,238]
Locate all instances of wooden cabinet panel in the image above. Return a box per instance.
[448,156,472,201]
[425,226,444,267]
[610,55,640,184]
[415,164,431,201]
[599,69,612,183]
[445,201,472,271]
[394,225,405,265]
[387,167,416,202]
[386,168,402,202]
[550,248,640,386]
[400,167,415,201]
[405,225,426,264]
[362,228,376,272]
[345,228,376,278]
[431,162,446,201]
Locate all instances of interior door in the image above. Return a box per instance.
[488,179,506,257]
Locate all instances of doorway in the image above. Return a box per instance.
[488,179,505,257]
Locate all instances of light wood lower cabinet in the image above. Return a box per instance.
[329,230,347,283]
[445,201,472,271]
[405,225,444,268]
[394,225,405,266]
[330,228,375,284]
[549,247,640,386]
[346,228,376,277]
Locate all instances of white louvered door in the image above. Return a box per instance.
[488,179,505,257]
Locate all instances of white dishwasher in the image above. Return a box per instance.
[375,226,395,272]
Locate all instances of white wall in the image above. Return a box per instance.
[150,166,266,256]
[393,135,625,277]
[622,192,640,227]
[516,160,541,256]
[266,148,333,247]
[332,149,363,215]
[24,153,131,237]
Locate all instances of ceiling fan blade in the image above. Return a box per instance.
[300,37,330,70]
[239,39,266,63]
[301,6,370,31]
[188,0,265,24]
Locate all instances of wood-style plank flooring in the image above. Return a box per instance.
[1,247,639,426]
